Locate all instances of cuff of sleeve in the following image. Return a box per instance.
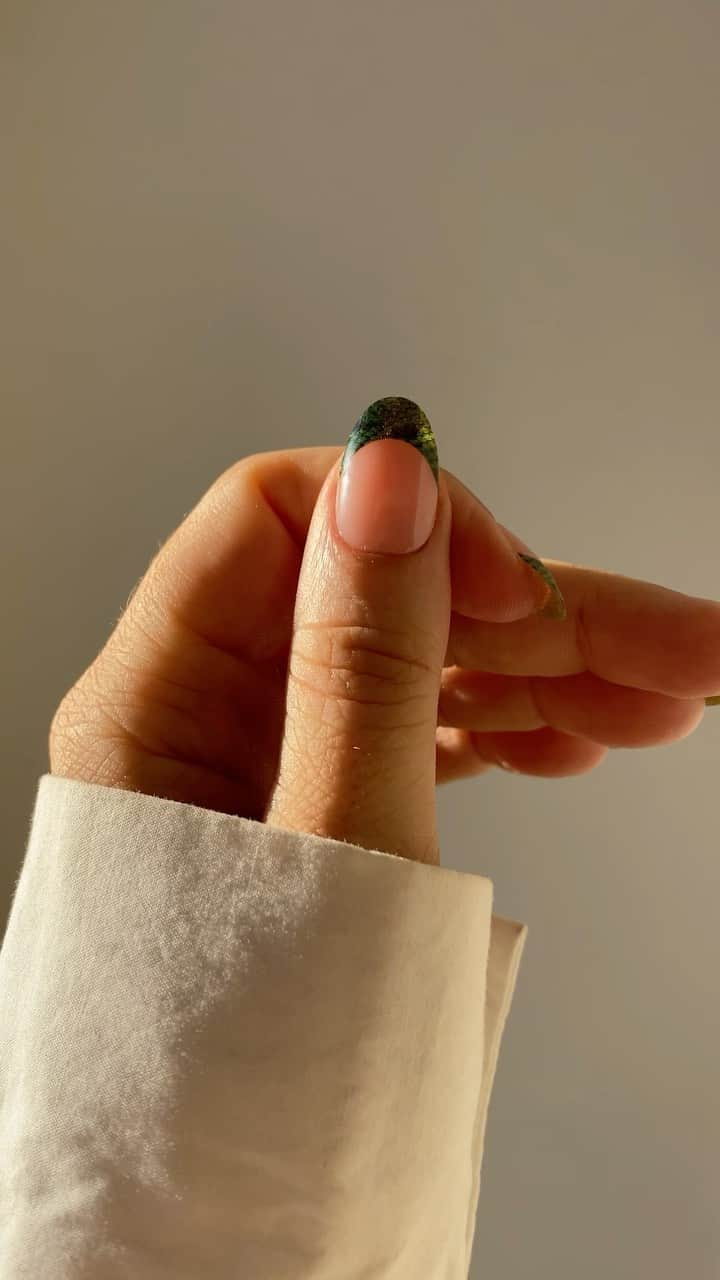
[0,773,528,1278]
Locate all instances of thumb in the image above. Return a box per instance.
[264,397,451,864]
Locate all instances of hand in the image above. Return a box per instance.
[50,398,717,865]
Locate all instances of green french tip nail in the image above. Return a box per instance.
[340,396,439,483]
[517,553,567,621]
[706,696,720,706]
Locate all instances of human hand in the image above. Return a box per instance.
[49,397,718,865]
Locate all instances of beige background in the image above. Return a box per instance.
[2,2,719,1275]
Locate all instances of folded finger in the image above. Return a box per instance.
[438,668,706,747]
[435,724,608,783]
[446,562,720,700]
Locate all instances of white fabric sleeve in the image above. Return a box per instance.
[0,773,528,1278]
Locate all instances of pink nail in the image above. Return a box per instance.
[335,438,438,554]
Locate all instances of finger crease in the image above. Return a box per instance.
[288,667,430,708]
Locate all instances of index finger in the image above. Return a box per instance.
[446,560,720,700]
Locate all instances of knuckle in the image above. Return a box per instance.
[48,681,101,771]
[49,680,90,742]
[210,451,291,505]
[49,661,123,749]
[49,665,145,785]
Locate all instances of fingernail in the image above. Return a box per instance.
[335,396,439,553]
[517,553,567,620]
[705,696,720,706]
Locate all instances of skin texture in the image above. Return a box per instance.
[49,439,719,862]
